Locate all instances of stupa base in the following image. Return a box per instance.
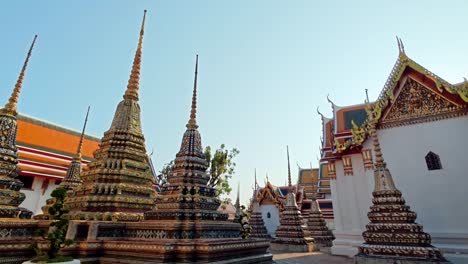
[270,241,317,253]
[354,255,451,264]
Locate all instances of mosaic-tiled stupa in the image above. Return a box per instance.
[355,98,449,263]
[65,10,156,221]
[34,107,90,220]
[304,172,334,248]
[270,147,316,252]
[249,173,270,239]
[0,35,40,264]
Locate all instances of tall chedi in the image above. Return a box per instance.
[0,35,37,219]
[270,146,316,252]
[0,35,39,264]
[249,169,270,239]
[65,10,156,221]
[304,163,334,248]
[355,96,449,263]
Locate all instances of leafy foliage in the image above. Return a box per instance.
[31,188,74,262]
[238,205,251,239]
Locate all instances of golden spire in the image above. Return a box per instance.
[3,35,37,116]
[124,10,147,101]
[365,101,385,168]
[75,106,90,160]
[287,146,292,187]
[187,55,199,129]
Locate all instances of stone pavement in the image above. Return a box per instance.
[272,251,353,264]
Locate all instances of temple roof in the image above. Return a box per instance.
[319,39,468,161]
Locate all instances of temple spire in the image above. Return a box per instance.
[365,102,385,168]
[254,168,257,189]
[310,162,317,200]
[75,106,90,160]
[287,146,292,187]
[365,88,369,103]
[187,55,199,129]
[3,35,37,116]
[124,10,146,101]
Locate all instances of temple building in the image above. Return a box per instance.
[319,39,468,263]
[254,166,334,237]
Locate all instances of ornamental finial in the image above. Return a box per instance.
[396,36,406,56]
[3,35,37,116]
[124,10,146,101]
[326,94,336,110]
[310,162,317,199]
[365,88,369,103]
[254,168,257,189]
[287,146,292,187]
[187,55,199,129]
[365,100,385,168]
[75,106,90,160]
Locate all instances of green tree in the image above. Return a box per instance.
[32,188,74,262]
[158,144,239,198]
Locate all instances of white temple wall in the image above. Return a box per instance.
[330,116,468,263]
[21,177,60,215]
[260,204,280,237]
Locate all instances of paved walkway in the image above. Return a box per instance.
[272,251,353,264]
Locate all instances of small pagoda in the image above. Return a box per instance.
[355,99,449,263]
[270,146,316,252]
[0,35,41,264]
[249,172,270,239]
[304,169,334,248]
[34,107,90,220]
[65,10,157,221]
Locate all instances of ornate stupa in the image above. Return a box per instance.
[86,55,271,263]
[270,146,316,252]
[60,106,90,191]
[249,170,270,239]
[355,97,449,263]
[65,10,156,221]
[304,164,334,248]
[34,107,90,220]
[0,35,40,264]
[234,182,241,222]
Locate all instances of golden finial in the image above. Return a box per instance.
[310,162,317,199]
[75,106,90,160]
[124,10,147,101]
[187,55,199,129]
[365,100,385,168]
[3,35,37,116]
[287,146,292,187]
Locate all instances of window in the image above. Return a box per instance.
[267,212,271,219]
[54,180,62,185]
[425,151,442,170]
[17,175,34,189]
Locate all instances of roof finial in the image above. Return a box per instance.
[326,94,336,110]
[396,36,406,56]
[124,10,147,101]
[3,35,37,116]
[254,168,258,189]
[187,55,199,129]
[365,88,369,103]
[287,145,292,187]
[365,100,385,168]
[75,106,90,160]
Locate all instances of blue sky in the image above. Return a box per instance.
[1,1,467,204]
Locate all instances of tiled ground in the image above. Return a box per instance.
[272,251,353,264]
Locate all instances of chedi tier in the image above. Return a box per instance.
[270,147,316,252]
[65,10,156,221]
[304,181,334,248]
[355,96,449,263]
